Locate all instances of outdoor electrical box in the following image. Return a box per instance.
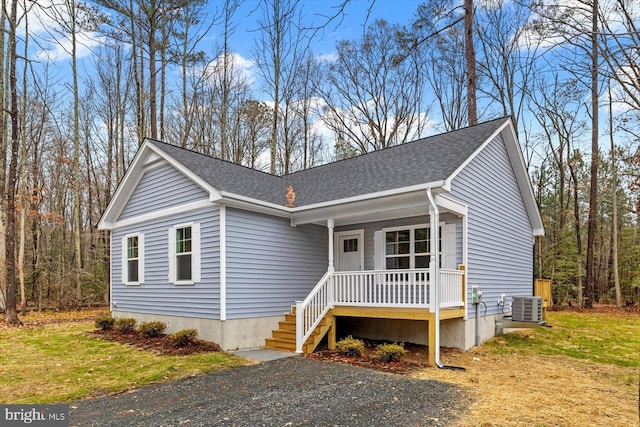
[471,286,482,304]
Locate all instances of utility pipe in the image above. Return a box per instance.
[475,302,480,347]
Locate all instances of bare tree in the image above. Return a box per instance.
[319,19,429,155]
[425,26,467,131]
[476,0,539,134]
[253,0,307,174]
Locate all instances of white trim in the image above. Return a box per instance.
[219,204,227,321]
[169,221,201,285]
[381,223,432,270]
[291,181,446,212]
[334,229,364,272]
[327,218,335,272]
[98,140,222,230]
[444,120,510,190]
[122,232,144,286]
[146,143,222,202]
[463,214,469,320]
[435,194,468,217]
[443,119,544,237]
[110,200,214,229]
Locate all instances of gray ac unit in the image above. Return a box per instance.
[512,296,543,322]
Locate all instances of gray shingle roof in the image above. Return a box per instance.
[149,117,508,207]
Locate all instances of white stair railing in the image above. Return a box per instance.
[295,271,333,353]
[295,268,465,353]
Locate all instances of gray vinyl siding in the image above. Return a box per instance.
[225,208,328,319]
[336,213,462,271]
[111,206,220,318]
[450,135,534,317]
[118,162,209,221]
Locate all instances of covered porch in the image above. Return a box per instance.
[294,267,466,366]
[266,187,469,366]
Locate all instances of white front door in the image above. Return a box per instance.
[335,230,364,272]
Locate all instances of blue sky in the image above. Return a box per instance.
[221,0,425,58]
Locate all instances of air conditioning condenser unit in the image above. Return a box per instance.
[512,296,543,322]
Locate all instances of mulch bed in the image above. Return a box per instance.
[90,329,222,356]
[305,340,432,374]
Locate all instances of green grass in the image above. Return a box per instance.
[485,311,640,367]
[0,321,247,403]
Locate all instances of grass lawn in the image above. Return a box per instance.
[417,309,640,427]
[486,310,640,367]
[0,311,248,403]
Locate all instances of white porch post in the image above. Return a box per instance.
[327,218,335,273]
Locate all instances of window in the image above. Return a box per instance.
[127,236,139,282]
[343,238,358,253]
[176,226,192,281]
[385,226,430,270]
[169,223,201,284]
[121,233,144,285]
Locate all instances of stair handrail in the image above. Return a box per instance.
[295,270,334,353]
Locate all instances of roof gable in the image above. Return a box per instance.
[98,117,543,236]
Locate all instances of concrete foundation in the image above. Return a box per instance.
[112,310,283,351]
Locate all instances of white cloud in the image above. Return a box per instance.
[316,51,338,63]
[27,0,104,62]
[204,52,257,86]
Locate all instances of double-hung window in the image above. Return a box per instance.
[127,236,139,282]
[122,233,144,285]
[169,223,201,285]
[385,225,431,270]
[176,226,192,281]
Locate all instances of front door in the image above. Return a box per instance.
[335,230,364,272]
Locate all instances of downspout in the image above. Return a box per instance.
[426,189,443,368]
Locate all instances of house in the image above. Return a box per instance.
[98,117,544,366]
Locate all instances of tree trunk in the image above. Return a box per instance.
[608,83,621,307]
[584,0,599,308]
[72,1,83,303]
[6,0,20,325]
[464,0,477,126]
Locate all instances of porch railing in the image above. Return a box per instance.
[295,268,465,353]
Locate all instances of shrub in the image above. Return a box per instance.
[376,343,407,362]
[94,315,115,331]
[138,321,167,338]
[114,318,137,333]
[170,329,198,348]
[335,335,365,358]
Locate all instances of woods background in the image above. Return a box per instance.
[0,0,638,322]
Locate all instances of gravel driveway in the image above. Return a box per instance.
[70,357,464,426]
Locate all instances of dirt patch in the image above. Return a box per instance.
[306,340,432,374]
[0,308,109,331]
[548,302,640,314]
[90,329,222,356]
[416,347,638,427]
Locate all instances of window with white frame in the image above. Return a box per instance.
[169,223,201,284]
[122,233,144,285]
[176,226,192,281]
[385,225,430,270]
